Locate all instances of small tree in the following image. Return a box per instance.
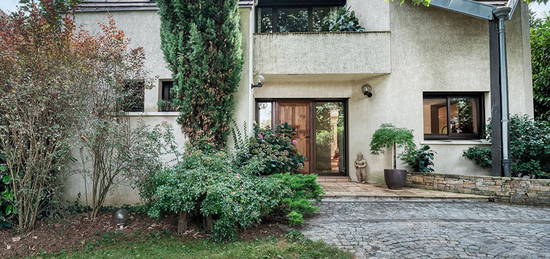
[370,124,415,169]
[0,1,89,231]
[157,0,243,150]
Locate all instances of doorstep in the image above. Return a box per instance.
[317,177,489,200]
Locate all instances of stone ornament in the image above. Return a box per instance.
[354,152,367,183]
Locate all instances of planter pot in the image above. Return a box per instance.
[384,169,407,189]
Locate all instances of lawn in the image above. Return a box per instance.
[41,232,351,259]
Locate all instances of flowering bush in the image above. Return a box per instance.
[234,123,305,175]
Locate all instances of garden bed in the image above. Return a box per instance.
[0,211,285,258]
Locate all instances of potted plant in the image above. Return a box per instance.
[370,124,415,189]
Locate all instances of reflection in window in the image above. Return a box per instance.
[257,102,273,129]
[423,93,483,139]
[257,7,335,33]
[314,102,345,174]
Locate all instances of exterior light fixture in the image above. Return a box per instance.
[251,74,265,89]
[361,84,373,97]
[113,208,129,229]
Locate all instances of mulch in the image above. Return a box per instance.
[0,212,285,258]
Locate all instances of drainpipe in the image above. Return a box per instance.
[493,7,512,177]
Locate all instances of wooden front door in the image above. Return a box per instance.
[276,101,312,174]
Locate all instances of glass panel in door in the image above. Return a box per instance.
[313,102,345,175]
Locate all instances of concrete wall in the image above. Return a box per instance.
[253,32,391,75]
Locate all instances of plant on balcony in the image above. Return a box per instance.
[157,0,243,151]
[324,6,365,32]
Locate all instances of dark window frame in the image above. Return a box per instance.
[423,92,485,140]
[159,80,177,112]
[255,5,341,33]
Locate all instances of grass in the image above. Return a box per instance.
[39,231,352,259]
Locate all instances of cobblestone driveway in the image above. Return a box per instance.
[301,198,550,258]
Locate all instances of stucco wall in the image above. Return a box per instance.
[254,1,533,184]
[71,8,253,205]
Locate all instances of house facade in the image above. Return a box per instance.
[70,0,533,204]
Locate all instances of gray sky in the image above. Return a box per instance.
[0,0,548,17]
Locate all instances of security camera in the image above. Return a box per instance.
[362,84,373,97]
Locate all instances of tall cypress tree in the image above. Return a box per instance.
[157,0,243,150]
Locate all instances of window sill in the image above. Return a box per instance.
[121,112,179,117]
[421,139,491,145]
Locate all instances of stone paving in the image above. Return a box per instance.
[301,198,550,258]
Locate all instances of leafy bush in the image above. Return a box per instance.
[401,145,436,173]
[0,152,15,228]
[147,149,289,241]
[324,6,366,32]
[234,123,305,175]
[370,124,415,169]
[270,173,323,226]
[463,115,550,178]
[530,15,550,121]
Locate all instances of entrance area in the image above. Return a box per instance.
[256,99,347,175]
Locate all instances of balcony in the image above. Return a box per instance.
[253,32,391,76]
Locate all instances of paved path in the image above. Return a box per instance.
[301,198,550,258]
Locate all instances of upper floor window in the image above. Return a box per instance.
[159,80,177,112]
[423,93,484,140]
[256,0,345,33]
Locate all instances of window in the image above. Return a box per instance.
[256,0,346,33]
[256,101,273,129]
[159,81,176,112]
[122,80,144,112]
[423,93,484,140]
[257,7,336,33]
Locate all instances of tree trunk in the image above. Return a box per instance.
[393,143,397,169]
[177,212,189,234]
[204,215,214,232]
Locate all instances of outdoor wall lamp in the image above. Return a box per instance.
[361,84,373,97]
[251,74,265,89]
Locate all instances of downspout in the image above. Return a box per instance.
[493,7,512,177]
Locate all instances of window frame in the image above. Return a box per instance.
[255,6,339,33]
[423,92,485,140]
[159,80,177,112]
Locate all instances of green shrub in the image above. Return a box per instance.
[234,123,305,175]
[0,152,15,228]
[401,145,436,173]
[147,149,289,241]
[270,173,323,226]
[463,115,550,178]
[370,124,415,169]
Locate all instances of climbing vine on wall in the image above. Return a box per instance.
[157,0,243,150]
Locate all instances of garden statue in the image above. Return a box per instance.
[354,152,367,183]
[113,208,129,229]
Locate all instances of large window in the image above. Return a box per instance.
[423,93,484,140]
[255,0,345,33]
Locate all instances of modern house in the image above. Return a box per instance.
[71,0,533,204]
